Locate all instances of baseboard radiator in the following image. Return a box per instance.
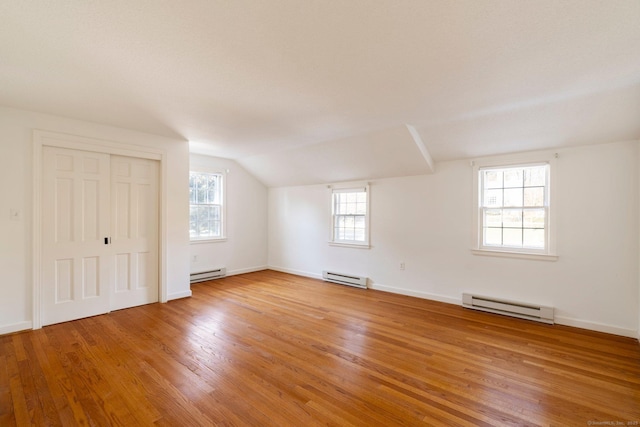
[322,271,367,289]
[190,268,226,283]
[462,293,554,324]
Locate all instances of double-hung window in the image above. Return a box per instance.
[473,154,557,260]
[189,171,224,241]
[330,186,370,247]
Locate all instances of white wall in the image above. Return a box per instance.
[0,106,191,334]
[2,103,637,340]
[189,154,268,275]
[268,141,640,338]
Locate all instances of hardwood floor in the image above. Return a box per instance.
[1,270,639,426]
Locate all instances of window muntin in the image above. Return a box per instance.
[331,187,369,246]
[479,164,549,252]
[189,172,223,240]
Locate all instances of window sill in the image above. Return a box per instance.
[190,237,228,245]
[329,241,370,249]
[471,249,558,262]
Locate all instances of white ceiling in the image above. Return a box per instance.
[2,1,639,186]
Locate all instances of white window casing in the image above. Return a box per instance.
[329,184,370,248]
[471,152,558,261]
[189,170,227,242]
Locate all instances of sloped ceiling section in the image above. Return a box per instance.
[1,1,640,187]
[237,125,434,188]
[415,79,640,161]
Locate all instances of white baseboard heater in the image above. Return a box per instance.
[462,293,554,324]
[322,271,367,289]
[190,268,226,283]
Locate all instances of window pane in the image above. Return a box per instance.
[211,221,221,237]
[503,228,522,247]
[483,189,502,207]
[333,216,344,240]
[484,227,502,246]
[198,205,211,222]
[207,183,216,204]
[198,205,210,223]
[503,188,523,207]
[335,194,346,214]
[483,170,503,189]
[502,209,522,228]
[503,169,523,188]
[344,216,355,228]
[212,205,221,221]
[524,166,546,187]
[484,209,502,227]
[523,187,544,207]
[190,204,200,238]
[199,220,212,236]
[354,229,365,241]
[523,209,545,228]
[189,175,196,203]
[523,228,545,248]
[334,227,341,240]
[197,176,207,204]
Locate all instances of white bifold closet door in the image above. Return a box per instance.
[41,146,159,326]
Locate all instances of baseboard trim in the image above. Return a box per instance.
[267,265,323,280]
[554,316,637,339]
[167,290,192,301]
[369,283,460,306]
[226,265,268,276]
[0,321,33,335]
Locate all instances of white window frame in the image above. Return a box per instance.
[329,184,370,249]
[471,152,557,261]
[189,170,227,243]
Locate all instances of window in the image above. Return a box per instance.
[189,171,224,240]
[330,186,370,247]
[473,154,557,260]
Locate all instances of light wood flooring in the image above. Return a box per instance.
[1,270,639,426]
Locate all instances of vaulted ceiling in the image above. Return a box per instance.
[2,1,639,186]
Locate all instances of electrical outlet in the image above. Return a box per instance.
[191,255,198,263]
[400,262,405,270]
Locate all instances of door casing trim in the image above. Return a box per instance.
[32,130,168,329]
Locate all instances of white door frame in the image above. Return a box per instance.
[32,130,168,329]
